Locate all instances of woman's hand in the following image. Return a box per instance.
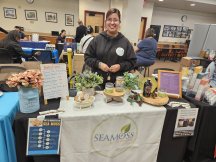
[34,51,41,56]
[109,64,120,73]
[99,62,110,72]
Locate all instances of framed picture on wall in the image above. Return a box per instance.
[3,7,16,19]
[45,12,57,23]
[163,25,171,31]
[65,14,74,26]
[25,10,37,21]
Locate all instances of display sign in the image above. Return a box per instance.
[173,108,198,137]
[26,118,61,155]
[158,70,182,98]
[41,64,69,100]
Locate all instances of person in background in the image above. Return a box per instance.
[14,26,27,40]
[75,20,87,43]
[0,30,36,63]
[80,25,94,71]
[55,29,66,58]
[206,56,216,88]
[0,27,8,34]
[56,29,66,44]
[85,8,136,88]
[80,25,94,53]
[135,28,157,67]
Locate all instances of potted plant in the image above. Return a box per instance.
[75,71,103,96]
[123,72,139,91]
[6,70,43,113]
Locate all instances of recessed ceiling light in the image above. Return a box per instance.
[158,0,164,2]
[190,3,196,6]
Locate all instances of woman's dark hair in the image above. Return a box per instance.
[61,29,66,34]
[86,25,93,34]
[145,28,155,38]
[106,8,121,22]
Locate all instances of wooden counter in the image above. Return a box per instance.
[0,31,74,44]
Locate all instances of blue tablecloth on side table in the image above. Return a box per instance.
[0,92,19,162]
[19,41,49,49]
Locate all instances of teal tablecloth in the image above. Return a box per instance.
[0,92,19,162]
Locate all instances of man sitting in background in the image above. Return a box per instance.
[14,26,27,40]
[55,29,66,57]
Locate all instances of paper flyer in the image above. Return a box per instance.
[173,108,198,137]
[26,118,61,155]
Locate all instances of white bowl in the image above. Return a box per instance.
[74,96,95,109]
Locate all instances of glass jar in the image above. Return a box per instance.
[157,88,167,98]
[115,76,124,92]
[105,82,114,93]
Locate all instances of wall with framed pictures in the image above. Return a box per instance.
[0,0,78,34]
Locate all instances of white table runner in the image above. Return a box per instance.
[59,92,166,162]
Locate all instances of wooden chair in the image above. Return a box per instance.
[161,44,170,62]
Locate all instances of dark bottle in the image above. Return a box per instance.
[143,79,152,97]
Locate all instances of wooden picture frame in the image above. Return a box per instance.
[25,10,37,21]
[65,14,74,26]
[3,7,16,19]
[158,70,182,98]
[45,12,57,23]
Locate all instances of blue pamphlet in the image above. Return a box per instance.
[26,118,61,155]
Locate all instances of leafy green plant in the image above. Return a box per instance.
[75,71,103,91]
[123,72,139,90]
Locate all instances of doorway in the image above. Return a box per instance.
[138,17,147,40]
[84,11,105,36]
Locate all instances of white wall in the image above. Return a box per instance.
[79,0,154,44]
[0,0,79,35]
[151,7,216,43]
[79,0,110,24]
[120,0,154,44]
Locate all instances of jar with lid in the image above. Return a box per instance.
[115,76,124,92]
[105,82,114,94]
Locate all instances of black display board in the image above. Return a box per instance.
[162,25,189,38]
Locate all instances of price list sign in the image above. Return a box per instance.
[26,118,61,155]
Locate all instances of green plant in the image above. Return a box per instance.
[75,71,103,91]
[123,72,139,90]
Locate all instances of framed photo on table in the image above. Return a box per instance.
[65,14,74,26]
[45,12,57,23]
[3,7,17,19]
[158,70,182,98]
[25,10,37,21]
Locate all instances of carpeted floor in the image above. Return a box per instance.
[148,59,181,75]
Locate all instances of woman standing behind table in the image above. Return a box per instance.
[135,28,157,67]
[85,8,136,88]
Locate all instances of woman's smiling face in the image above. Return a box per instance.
[105,13,120,36]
